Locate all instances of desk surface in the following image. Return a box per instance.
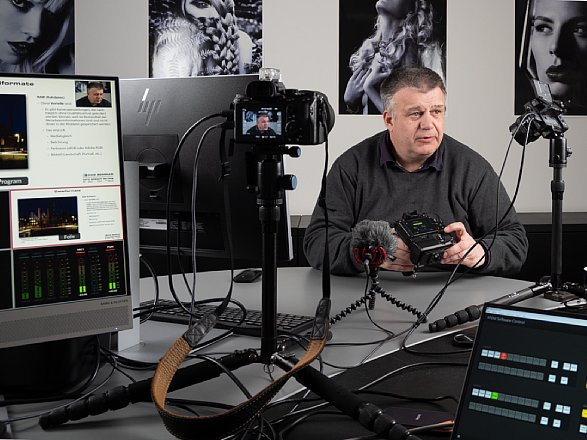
[6,268,555,439]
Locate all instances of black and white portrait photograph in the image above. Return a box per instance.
[149,0,262,78]
[339,0,447,115]
[515,0,587,115]
[0,0,74,74]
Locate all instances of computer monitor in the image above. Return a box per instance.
[0,74,132,359]
[119,75,293,274]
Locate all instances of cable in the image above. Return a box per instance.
[276,410,347,440]
[138,253,159,323]
[357,390,458,405]
[318,114,332,304]
[407,420,454,435]
[191,354,253,399]
[100,346,159,371]
[164,113,229,319]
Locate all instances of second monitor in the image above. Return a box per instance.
[119,74,293,274]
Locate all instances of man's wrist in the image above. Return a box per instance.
[471,241,490,271]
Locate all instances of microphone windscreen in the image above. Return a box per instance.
[350,220,397,257]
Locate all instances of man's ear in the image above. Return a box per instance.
[383,110,393,131]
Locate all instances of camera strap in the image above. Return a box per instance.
[151,298,331,440]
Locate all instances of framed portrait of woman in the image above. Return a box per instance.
[149,0,262,78]
[515,0,587,116]
[339,0,447,115]
[0,0,74,74]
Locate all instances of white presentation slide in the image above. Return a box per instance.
[10,185,124,250]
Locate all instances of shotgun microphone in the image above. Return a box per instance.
[428,283,551,332]
[273,354,421,440]
[39,350,257,429]
[350,220,397,269]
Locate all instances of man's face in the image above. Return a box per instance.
[383,86,445,171]
[87,87,104,105]
[257,116,270,131]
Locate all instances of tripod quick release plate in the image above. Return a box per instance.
[394,211,455,268]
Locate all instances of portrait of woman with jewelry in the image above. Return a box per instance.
[0,0,74,74]
[149,0,260,78]
[339,0,446,115]
[516,0,587,115]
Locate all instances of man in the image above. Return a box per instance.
[76,82,111,107]
[303,66,528,276]
[246,112,277,136]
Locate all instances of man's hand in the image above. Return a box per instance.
[440,222,486,269]
[380,237,415,272]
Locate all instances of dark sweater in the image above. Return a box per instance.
[303,131,528,276]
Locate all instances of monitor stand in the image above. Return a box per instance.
[0,395,11,438]
[0,335,103,398]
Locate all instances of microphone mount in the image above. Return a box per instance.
[354,245,388,271]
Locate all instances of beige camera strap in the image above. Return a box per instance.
[151,298,331,440]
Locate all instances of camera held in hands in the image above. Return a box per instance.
[233,68,334,145]
[394,211,455,268]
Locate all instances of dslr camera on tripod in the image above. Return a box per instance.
[233,68,333,145]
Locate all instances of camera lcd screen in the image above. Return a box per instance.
[531,79,553,103]
[403,217,437,235]
[237,105,283,142]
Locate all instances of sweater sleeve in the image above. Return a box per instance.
[302,158,362,275]
[466,167,529,277]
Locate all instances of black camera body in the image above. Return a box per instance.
[394,211,455,268]
[233,79,332,145]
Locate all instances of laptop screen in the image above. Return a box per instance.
[451,304,587,440]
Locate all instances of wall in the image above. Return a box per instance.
[76,0,587,215]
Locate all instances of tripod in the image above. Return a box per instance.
[249,143,299,361]
[331,266,426,325]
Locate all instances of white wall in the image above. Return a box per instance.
[76,0,587,215]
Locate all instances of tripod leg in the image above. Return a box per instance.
[368,288,376,310]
